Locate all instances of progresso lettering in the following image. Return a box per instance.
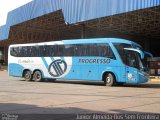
[79,59,110,64]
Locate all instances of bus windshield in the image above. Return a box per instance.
[113,43,144,69]
[124,50,144,69]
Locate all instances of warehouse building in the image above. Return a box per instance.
[0,0,160,63]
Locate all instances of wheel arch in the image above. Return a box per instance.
[22,69,32,77]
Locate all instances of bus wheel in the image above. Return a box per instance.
[33,71,43,82]
[24,71,32,81]
[104,73,116,86]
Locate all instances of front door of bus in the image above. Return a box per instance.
[125,51,138,83]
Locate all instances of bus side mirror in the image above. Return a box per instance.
[124,48,144,59]
[144,51,153,59]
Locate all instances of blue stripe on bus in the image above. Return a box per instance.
[41,57,49,69]
[61,57,64,61]
[50,57,64,61]
[50,57,55,62]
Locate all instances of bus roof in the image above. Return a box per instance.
[9,38,141,47]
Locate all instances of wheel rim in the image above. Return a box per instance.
[25,71,31,80]
[106,76,111,83]
[104,73,115,86]
[36,73,41,80]
[34,72,42,81]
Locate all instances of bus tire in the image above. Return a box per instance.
[24,70,32,81]
[104,73,116,86]
[33,71,43,82]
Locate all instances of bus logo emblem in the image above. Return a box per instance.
[48,59,67,77]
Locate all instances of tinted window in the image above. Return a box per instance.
[64,44,75,56]
[39,46,48,56]
[57,45,64,56]
[49,45,58,56]
[113,43,132,63]
[125,50,140,69]
[30,46,36,57]
[10,47,18,57]
[97,44,115,58]
[21,47,28,57]
[73,43,115,59]
[10,43,115,59]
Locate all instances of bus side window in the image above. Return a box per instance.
[39,46,47,57]
[76,44,84,56]
[13,47,18,57]
[85,44,90,56]
[104,44,113,58]
[16,47,20,57]
[79,44,88,56]
[58,45,64,56]
[98,44,115,59]
[26,46,31,57]
[20,47,24,57]
[30,47,34,57]
[10,47,13,56]
[50,45,58,56]
[92,44,98,56]
[32,47,38,57]
[10,47,18,57]
[97,44,104,56]
[21,47,26,57]
[44,46,49,56]
[51,46,55,56]
[64,44,74,56]
[26,46,29,57]
[73,45,77,56]
[35,46,39,57]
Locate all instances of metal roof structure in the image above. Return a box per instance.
[0,0,160,40]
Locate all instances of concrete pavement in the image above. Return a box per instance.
[0,70,160,120]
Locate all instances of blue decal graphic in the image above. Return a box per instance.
[48,59,67,77]
[42,57,49,68]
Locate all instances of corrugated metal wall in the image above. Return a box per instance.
[0,0,160,40]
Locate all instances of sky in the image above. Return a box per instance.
[0,0,32,26]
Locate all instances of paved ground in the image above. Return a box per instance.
[0,70,160,119]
